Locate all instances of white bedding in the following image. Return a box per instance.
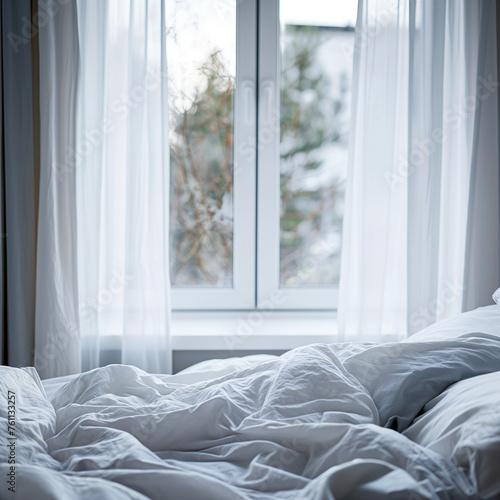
[2,333,500,499]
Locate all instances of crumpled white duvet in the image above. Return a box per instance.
[2,335,500,500]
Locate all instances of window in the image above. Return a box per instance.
[167,0,357,311]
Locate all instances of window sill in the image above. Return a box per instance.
[171,311,338,351]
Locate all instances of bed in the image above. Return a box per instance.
[1,305,500,499]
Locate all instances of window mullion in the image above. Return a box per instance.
[233,0,258,308]
[257,0,281,308]
[171,0,257,310]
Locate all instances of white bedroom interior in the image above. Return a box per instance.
[1,0,500,498]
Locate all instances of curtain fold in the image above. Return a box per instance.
[35,0,81,378]
[76,0,171,374]
[35,0,171,377]
[339,0,499,341]
[0,0,38,367]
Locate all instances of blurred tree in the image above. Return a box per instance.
[169,51,234,286]
[280,25,347,285]
[169,27,349,286]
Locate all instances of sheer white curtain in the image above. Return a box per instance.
[36,0,171,376]
[36,0,81,379]
[339,0,499,342]
[76,0,171,373]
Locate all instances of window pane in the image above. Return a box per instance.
[167,0,235,287]
[279,1,357,286]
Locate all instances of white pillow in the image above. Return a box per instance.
[0,366,58,469]
[405,305,500,342]
[403,371,500,499]
[493,287,500,306]
[169,354,278,385]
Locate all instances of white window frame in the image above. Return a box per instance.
[171,0,257,310]
[171,0,339,311]
[257,0,338,310]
